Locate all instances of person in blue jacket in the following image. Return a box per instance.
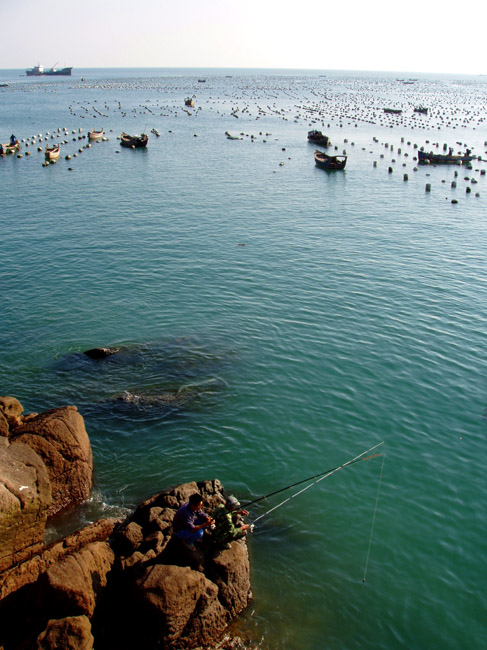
[172,493,214,551]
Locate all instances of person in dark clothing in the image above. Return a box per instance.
[172,493,214,551]
[211,495,250,549]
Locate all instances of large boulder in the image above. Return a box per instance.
[37,541,115,618]
[10,406,93,516]
[0,442,51,572]
[37,615,94,650]
[133,564,229,649]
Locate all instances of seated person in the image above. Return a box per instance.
[212,495,250,548]
[172,493,213,551]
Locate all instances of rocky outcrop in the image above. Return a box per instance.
[0,397,252,650]
[1,482,251,650]
[10,405,93,517]
[0,443,51,572]
[102,480,252,650]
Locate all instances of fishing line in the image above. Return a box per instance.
[242,441,384,510]
[249,442,384,528]
[362,451,385,583]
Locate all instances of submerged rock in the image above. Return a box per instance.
[83,347,120,359]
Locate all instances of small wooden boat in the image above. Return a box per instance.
[418,150,473,164]
[184,98,194,107]
[45,144,60,160]
[308,130,330,147]
[88,128,104,140]
[314,150,347,170]
[120,132,148,148]
[0,140,20,155]
[151,128,160,137]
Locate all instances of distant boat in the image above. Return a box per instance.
[88,128,104,140]
[0,83,9,88]
[120,132,148,148]
[414,106,428,114]
[314,150,347,170]
[198,79,206,83]
[418,150,473,164]
[45,144,60,160]
[26,64,72,76]
[307,130,330,147]
[151,128,160,136]
[184,98,194,107]
[383,108,402,114]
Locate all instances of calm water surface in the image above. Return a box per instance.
[1,68,486,649]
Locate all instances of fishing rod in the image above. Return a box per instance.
[241,441,384,511]
[247,441,384,528]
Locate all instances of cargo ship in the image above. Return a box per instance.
[26,64,72,76]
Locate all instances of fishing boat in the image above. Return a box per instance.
[418,150,473,164]
[120,132,148,148]
[0,140,20,155]
[88,128,104,140]
[383,108,402,114]
[184,98,194,107]
[45,144,60,160]
[414,106,428,114]
[308,130,330,147]
[26,64,72,76]
[314,150,347,170]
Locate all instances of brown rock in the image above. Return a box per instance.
[37,615,94,650]
[134,564,229,648]
[210,540,252,616]
[0,396,23,430]
[0,442,51,573]
[83,347,119,359]
[11,406,93,516]
[0,518,120,600]
[38,541,115,618]
[115,521,144,556]
[0,411,9,440]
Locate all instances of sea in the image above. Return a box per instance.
[0,67,486,650]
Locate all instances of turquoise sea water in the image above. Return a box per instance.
[1,67,486,649]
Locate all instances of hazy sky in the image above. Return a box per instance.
[1,0,484,75]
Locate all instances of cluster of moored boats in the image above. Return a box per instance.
[308,130,347,170]
[2,126,476,171]
[307,129,475,170]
